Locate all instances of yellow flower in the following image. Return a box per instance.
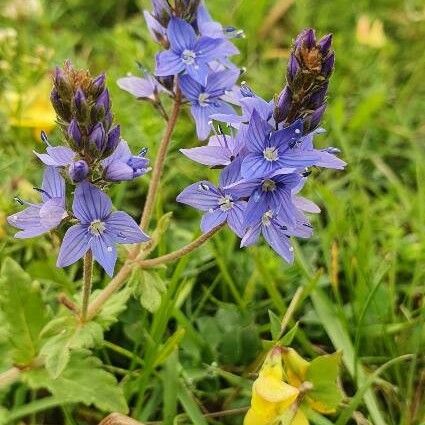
[356,15,387,48]
[244,347,299,425]
[5,77,56,138]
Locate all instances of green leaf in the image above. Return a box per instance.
[0,258,49,365]
[306,351,343,411]
[23,350,128,413]
[281,322,299,346]
[268,309,281,341]
[94,287,131,329]
[162,350,179,425]
[139,272,163,313]
[40,315,103,378]
[177,381,208,425]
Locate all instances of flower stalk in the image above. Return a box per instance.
[80,250,93,322]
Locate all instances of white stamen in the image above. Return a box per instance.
[263,147,279,162]
[218,195,233,211]
[89,219,106,236]
[181,49,196,65]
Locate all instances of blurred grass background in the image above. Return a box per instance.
[0,0,424,424]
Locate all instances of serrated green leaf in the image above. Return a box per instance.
[0,258,49,365]
[23,350,128,413]
[40,315,103,378]
[94,287,131,329]
[268,309,281,341]
[306,352,343,411]
[144,270,166,293]
[281,322,299,346]
[139,274,162,313]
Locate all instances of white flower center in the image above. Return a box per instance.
[261,210,273,226]
[218,195,233,211]
[263,147,279,161]
[261,179,276,192]
[181,49,196,65]
[198,92,209,107]
[89,219,106,235]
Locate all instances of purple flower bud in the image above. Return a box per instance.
[50,88,70,120]
[68,119,82,146]
[308,83,328,109]
[54,66,65,86]
[92,73,106,94]
[53,66,72,99]
[318,34,333,54]
[106,125,120,153]
[89,123,106,152]
[69,160,89,183]
[303,28,316,49]
[307,104,326,131]
[74,88,86,110]
[103,111,113,130]
[96,89,110,112]
[275,86,292,123]
[321,53,335,78]
[287,54,300,81]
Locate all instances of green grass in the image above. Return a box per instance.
[0,0,424,424]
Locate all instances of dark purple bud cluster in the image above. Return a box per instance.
[51,61,120,161]
[274,29,335,134]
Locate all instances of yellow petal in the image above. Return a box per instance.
[291,409,309,425]
[307,398,336,414]
[254,375,299,404]
[282,347,310,386]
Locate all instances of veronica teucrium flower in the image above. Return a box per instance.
[117,73,166,101]
[8,166,67,238]
[155,17,229,84]
[241,210,312,263]
[241,110,321,179]
[102,140,150,182]
[57,182,149,276]
[180,69,239,139]
[176,159,246,237]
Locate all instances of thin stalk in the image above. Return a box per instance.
[139,84,182,231]
[278,286,304,340]
[134,223,225,268]
[0,367,20,389]
[80,250,93,322]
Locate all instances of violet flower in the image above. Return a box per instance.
[117,73,166,101]
[8,167,67,238]
[241,210,312,263]
[180,69,239,140]
[155,17,230,85]
[102,140,150,182]
[177,159,246,237]
[57,182,149,276]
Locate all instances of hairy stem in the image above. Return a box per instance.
[80,250,93,322]
[139,84,182,232]
[0,367,20,389]
[134,223,225,268]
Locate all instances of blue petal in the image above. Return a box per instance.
[196,37,228,62]
[206,69,240,96]
[155,50,184,77]
[180,146,231,166]
[227,201,247,237]
[241,152,275,179]
[263,222,294,263]
[191,105,213,140]
[73,182,112,223]
[176,181,220,211]
[179,74,203,102]
[56,224,90,268]
[106,211,149,244]
[246,109,271,153]
[117,76,156,99]
[41,166,65,201]
[90,233,117,277]
[240,222,262,247]
[167,17,196,52]
[186,63,209,86]
[219,156,243,188]
[200,209,227,233]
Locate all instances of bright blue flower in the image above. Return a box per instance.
[180,69,239,139]
[8,167,67,238]
[240,209,312,263]
[102,140,150,182]
[176,158,246,237]
[155,17,230,85]
[57,182,149,276]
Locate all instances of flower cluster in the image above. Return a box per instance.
[177,29,346,263]
[8,62,150,275]
[244,346,342,425]
[118,0,242,140]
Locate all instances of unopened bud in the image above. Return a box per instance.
[69,160,89,183]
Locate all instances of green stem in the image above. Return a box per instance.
[81,250,93,322]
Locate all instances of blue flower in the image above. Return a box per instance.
[180,69,239,139]
[176,158,246,237]
[155,17,230,85]
[241,210,312,263]
[8,167,67,238]
[240,110,321,179]
[117,73,167,101]
[102,140,150,182]
[57,182,149,276]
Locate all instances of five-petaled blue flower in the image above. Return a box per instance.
[180,69,239,140]
[57,182,149,276]
[155,17,231,85]
[8,167,67,238]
